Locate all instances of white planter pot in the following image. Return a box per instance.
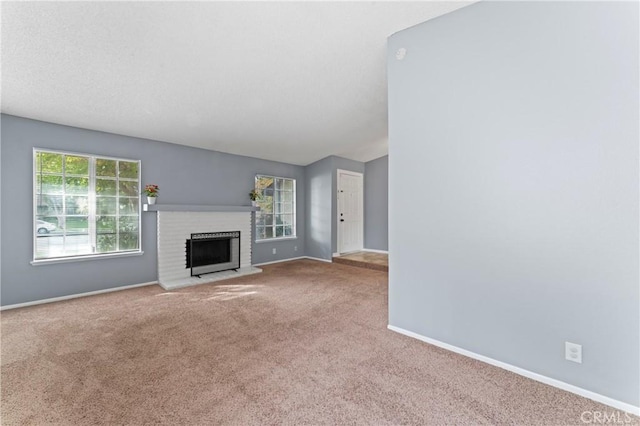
[147,196,157,205]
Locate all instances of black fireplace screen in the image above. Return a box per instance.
[185,231,240,276]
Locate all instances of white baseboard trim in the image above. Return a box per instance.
[253,256,307,266]
[363,248,389,254]
[304,256,333,263]
[387,325,640,416]
[335,249,388,256]
[253,256,333,267]
[1,281,158,311]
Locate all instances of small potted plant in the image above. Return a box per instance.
[143,184,159,205]
[249,189,261,207]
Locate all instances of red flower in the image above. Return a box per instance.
[143,184,159,196]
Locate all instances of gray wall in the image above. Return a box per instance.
[304,156,333,260]
[304,155,365,260]
[364,155,388,251]
[1,114,305,305]
[388,1,639,406]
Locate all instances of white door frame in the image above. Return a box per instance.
[337,169,364,254]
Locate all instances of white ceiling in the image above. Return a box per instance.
[1,1,472,166]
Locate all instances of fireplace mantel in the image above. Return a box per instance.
[143,204,259,212]
[154,209,261,289]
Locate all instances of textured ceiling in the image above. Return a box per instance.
[1,1,472,165]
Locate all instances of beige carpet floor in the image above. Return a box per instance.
[1,259,636,425]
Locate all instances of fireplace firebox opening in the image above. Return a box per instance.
[185,231,240,277]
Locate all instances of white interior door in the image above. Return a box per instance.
[337,169,363,254]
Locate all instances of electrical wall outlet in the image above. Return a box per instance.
[272,248,276,255]
[294,246,297,251]
[565,342,582,364]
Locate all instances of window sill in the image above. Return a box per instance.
[255,237,298,244]
[31,250,144,266]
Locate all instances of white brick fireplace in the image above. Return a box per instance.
[147,205,261,290]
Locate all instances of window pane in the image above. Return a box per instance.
[97,197,117,215]
[283,180,293,191]
[97,216,116,233]
[37,216,60,228]
[284,225,293,236]
[118,233,138,251]
[256,214,273,226]
[36,152,62,174]
[63,232,91,256]
[96,179,116,195]
[119,216,138,232]
[256,176,274,190]
[119,217,139,250]
[118,198,139,214]
[97,234,117,253]
[275,178,284,190]
[281,214,293,226]
[255,226,266,240]
[265,226,273,239]
[65,216,88,234]
[35,218,58,234]
[96,217,118,253]
[96,159,116,177]
[265,178,274,190]
[283,204,292,214]
[37,175,63,194]
[282,191,292,202]
[65,156,89,175]
[65,196,89,215]
[119,181,139,196]
[65,177,89,194]
[119,161,139,179]
[275,226,284,237]
[258,195,273,212]
[35,234,59,259]
[36,195,63,216]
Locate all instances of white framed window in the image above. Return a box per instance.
[254,175,296,241]
[33,148,141,261]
